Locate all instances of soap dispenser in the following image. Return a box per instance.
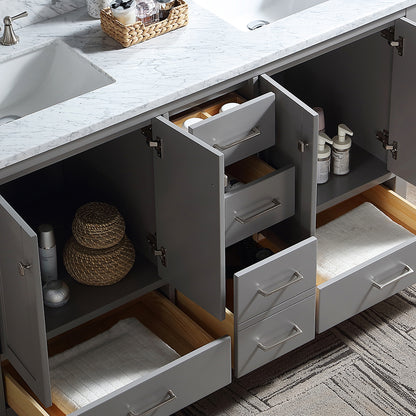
[332,124,353,175]
[317,132,333,184]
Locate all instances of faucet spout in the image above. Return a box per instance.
[0,11,28,46]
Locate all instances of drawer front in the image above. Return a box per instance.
[72,337,231,416]
[190,92,275,166]
[317,237,416,333]
[235,295,315,378]
[234,237,316,325]
[225,166,295,247]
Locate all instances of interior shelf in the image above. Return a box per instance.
[45,255,166,339]
[317,144,393,213]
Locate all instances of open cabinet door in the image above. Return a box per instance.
[388,18,416,185]
[152,117,226,320]
[0,196,51,406]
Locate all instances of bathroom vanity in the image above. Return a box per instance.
[1,1,416,415]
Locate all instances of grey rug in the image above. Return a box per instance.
[176,281,416,416]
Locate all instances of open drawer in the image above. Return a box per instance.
[316,185,416,333]
[3,291,231,416]
[170,91,276,166]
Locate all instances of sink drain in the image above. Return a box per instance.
[0,115,20,126]
[247,20,270,30]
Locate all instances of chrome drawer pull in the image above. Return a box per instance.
[235,199,281,224]
[213,127,260,151]
[370,264,414,290]
[257,271,304,296]
[128,390,176,416]
[257,324,303,351]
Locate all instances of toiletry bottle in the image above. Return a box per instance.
[156,0,175,20]
[317,132,333,184]
[38,224,58,283]
[332,124,353,175]
[136,0,159,25]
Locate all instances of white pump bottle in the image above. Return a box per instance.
[332,124,353,175]
[317,132,333,184]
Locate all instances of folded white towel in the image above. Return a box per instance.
[317,202,414,282]
[49,317,180,414]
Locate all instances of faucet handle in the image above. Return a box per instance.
[11,11,29,21]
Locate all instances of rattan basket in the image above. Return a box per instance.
[72,202,125,249]
[63,235,135,286]
[100,0,188,48]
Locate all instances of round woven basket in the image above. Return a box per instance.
[72,202,125,249]
[63,235,135,286]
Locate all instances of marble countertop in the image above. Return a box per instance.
[0,0,415,176]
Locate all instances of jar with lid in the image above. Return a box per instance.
[137,0,160,25]
[156,0,175,20]
[110,0,137,25]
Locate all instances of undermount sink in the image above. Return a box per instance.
[193,0,329,32]
[0,40,114,126]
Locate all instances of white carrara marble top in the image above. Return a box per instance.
[0,0,415,177]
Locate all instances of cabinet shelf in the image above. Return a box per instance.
[45,255,166,339]
[317,145,393,213]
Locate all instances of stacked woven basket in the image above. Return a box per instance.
[63,202,135,286]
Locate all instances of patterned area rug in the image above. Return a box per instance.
[176,285,416,416]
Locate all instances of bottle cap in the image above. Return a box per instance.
[38,224,56,249]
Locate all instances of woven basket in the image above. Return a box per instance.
[72,202,125,249]
[100,0,188,48]
[63,235,135,286]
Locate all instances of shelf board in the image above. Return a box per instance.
[45,256,165,339]
[317,145,394,213]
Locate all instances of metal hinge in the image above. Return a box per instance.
[141,125,163,158]
[297,140,309,153]
[147,234,167,267]
[381,27,404,56]
[376,129,398,160]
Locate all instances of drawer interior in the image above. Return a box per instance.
[316,184,416,286]
[3,291,214,416]
[0,132,163,338]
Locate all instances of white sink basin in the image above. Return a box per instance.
[0,40,114,126]
[193,0,329,32]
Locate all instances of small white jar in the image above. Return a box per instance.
[183,117,203,132]
[87,0,111,19]
[110,0,137,25]
[219,102,240,113]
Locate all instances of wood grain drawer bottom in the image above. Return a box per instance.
[316,185,416,333]
[4,292,231,416]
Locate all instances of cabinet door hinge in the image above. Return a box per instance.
[141,125,163,158]
[376,129,398,160]
[381,27,404,56]
[147,234,167,267]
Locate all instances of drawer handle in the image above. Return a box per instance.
[128,390,176,416]
[257,324,303,351]
[370,264,414,290]
[235,199,281,224]
[257,271,304,296]
[213,127,260,150]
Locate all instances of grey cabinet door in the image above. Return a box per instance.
[0,196,51,406]
[152,116,226,320]
[258,74,318,236]
[389,18,416,185]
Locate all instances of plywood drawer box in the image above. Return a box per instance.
[316,185,416,333]
[3,291,231,416]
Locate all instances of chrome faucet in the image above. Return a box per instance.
[0,11,28,46]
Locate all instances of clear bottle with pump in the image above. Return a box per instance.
[317,132,333,184]
[332,124,353,175]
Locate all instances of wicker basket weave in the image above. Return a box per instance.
[100,0,188,48]
[72,202,125,249]
[63,235,135,286]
